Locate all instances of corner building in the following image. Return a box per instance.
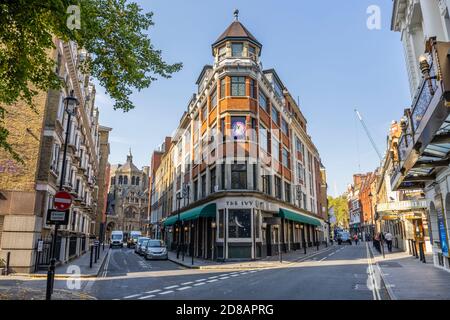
[160,15,328,261]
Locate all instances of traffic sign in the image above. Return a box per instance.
[54,191,72,211]
[46,209,69,225]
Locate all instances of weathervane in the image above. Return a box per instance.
[234,9,239,21]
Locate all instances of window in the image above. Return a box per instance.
[248,46,256,59]
[119,175,123,185]
[210,87,217,109]
[259,90,268,112]
[250,79,257,99]
[285,182,291,203]
[185,154,191,173]
[131,176,135,185]
[275,176,282,199]
[262,174,271,195]
[295,136,304,155]
[201,103,207,122]
[255,211,260,238]
[218,46,226,60]
[193,180,198,201]
[274,79,283,98]
[193,144,199,164]
[303,192,307,209]
[201,174,206,198]
[231,43,243,57]
[281,118,289,136]
[271,107,279,125]
[231,116,246,140]
[124,176,128,185]
[210,167,216,193]
[218,209,225,238]
[210,125,217,147]
[297,162,304,183]
[228,209,251,238]
[231,76,246,96]
[259,125,268,152]
[220,78,226,99]
[272,138,280,161]
[221,118,226,142]
[282,148,290,168]
[231,162,247,189]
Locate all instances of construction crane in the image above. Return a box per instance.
[354,109,383,161]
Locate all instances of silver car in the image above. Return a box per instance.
[134,237,150,254]
[144,240,168,260]
[137,238,150,255]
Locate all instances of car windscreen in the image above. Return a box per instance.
[148,240,164,247]
[138,238,149,244]
[141,240,149,246]
[112,234,122,240]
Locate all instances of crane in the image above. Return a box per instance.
[354,109,383,161]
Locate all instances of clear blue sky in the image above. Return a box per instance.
[95,0,411,196]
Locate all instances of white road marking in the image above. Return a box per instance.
[139,294,155,299]
[207,279,219,283]
[193,282,206,286]
[124,294,141,299]
[159,290,174,295]
[195,278,207,282]
[230,274,239,277]
[177,286,191,291]
[181,281,194,285]
[145,289,161,294]
[164,285,179,289]
[208,276,219,279]
[219,276,230,280]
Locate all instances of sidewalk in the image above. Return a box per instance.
[168,243,334,270]
[369,243,450,300]
[8,245,110,279]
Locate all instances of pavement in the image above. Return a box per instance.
[369,242,450,300]
[167,243,335,269]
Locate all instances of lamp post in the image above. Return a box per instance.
[368,192,374,240]
[176,193,182,259]
[419,54,436,96]
[46,90,78,300]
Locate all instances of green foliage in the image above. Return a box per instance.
[0,0,182,160]
[328,195,349,228]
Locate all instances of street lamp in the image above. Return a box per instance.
[419,54,436,96]
[46,90,78,300]
[368,192,374,239]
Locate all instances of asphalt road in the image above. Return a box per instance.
[82,242,388,300]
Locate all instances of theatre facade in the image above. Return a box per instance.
[152,12,328,261]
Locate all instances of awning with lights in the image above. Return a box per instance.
[163,203,216,227]
[279,208,322,226]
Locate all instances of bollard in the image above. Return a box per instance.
[5,252,10,275]
[89,245,94,268]
[97,244,100,260]
[94,245,98,263]
[303,242,307,254]
[419,242,426,263]
[325,240,328,248]
[316,241,319,251]
[103,241,105,251]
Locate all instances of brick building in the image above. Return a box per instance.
[153,13,328,261]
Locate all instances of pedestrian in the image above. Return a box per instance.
[374,232,381,253]
[385,231,393,252]
[353,233,359,245]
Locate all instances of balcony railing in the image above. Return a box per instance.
[410,64,438,132]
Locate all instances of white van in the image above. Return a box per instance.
[111,230,124,248]
[127,230,142,248]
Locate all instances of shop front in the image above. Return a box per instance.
[162,196,325,261]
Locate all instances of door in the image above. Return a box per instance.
[265,225,272,256]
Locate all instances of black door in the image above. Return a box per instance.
[266,225,272,256]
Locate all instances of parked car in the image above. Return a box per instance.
[144,240,168,260]
[135,237,150,254]
[127,231,142,248]
[337,231,352,245]
[111,231,124,248]
[137,238,150,255]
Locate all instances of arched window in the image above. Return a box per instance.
[118,175,123,184]
[136,177,140,186]
[124,176,128,185]
[131,176,135,185]
[111,177,115,185]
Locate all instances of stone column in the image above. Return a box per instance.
[420,0,447,40]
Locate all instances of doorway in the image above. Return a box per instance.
[265,225,272,256]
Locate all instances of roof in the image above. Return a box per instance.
[212,21,262,49]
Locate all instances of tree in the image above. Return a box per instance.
[327,195,349,229]
[0,0,182,161]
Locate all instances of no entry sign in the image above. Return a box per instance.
[54,191,72,211]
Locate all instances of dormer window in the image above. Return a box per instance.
[248,46,256,59]
[218,46,226,60]
[231,43,243,57]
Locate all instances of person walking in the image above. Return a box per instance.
[374,232,381,253]
[385,231,393,252]
[353,233,359,245]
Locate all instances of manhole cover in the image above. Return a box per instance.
[379,262,402,268]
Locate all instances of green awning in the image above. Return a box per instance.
[163,203,216,227]
[279,208,322,226]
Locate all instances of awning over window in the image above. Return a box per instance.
[163,203,217,227]
[279,208,322,226]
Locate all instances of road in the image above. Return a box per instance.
[81,242,389,300]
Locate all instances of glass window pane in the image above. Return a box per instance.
[228,209,251,238]
[231,43,243,57]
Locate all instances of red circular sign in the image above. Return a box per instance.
[54,191,72,211]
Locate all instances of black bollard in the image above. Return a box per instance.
[94,245,98,263]
[316,241,319,251]
[303,242,307,254]
[90,245,94,268]
[5,252,10,275]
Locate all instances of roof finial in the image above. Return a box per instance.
[234,9,239,21]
